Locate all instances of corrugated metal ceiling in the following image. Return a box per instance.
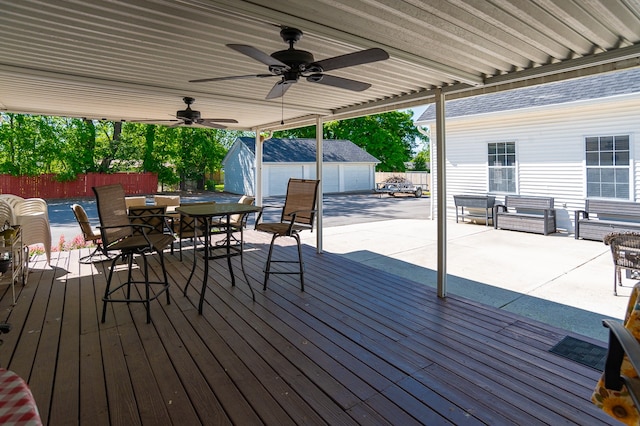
[0,0,638,130]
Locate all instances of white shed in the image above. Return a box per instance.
[415,68,640,233]
[223,137,380,196]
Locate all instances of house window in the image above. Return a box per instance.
[586,135,630,199]
[488,142,516,193]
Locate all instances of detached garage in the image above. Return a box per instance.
[223,137,379,196]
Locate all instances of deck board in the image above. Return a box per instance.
[0,230,618,425]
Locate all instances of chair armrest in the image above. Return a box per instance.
[494,204,507,213]
[602,319,640,398]
[575,209,588,221]
[128,213,175,233]
[98,223,157,246]
[284,208,317,232]
[255,205,280,227]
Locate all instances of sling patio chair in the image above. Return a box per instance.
[210,195,256,246]
[70,203,110,264]
[604,232,640,296]
[174,201,216,260]
[153,194,181,217]
[93,184,174,323]
[255,178,319,291]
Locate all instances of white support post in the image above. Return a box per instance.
[435,88,447,298]
[316,116,323,253]
[255,131,263,206]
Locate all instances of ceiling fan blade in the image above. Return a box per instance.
[201,118,238,124]
[265,80,293,99]
[227,44,288,68]
[312,48,389,72]
[195,121,226,129]
[168,121,183,128]
[307,74,371,91]
[130,119,181,125]
[190,74,275,83]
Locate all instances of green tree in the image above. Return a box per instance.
[57,118,98,179]
[274,110,427,171]
[412,149,430,171]
[0,114,65,176]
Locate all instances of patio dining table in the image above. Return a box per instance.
[176,202,261,314]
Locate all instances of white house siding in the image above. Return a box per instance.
[428,93,640,233]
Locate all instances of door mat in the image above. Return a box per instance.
[549,336,607,371]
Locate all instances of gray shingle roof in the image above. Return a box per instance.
[237,137,379,163]
[417,67,640,122]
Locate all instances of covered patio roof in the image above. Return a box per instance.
[0,0,638,131]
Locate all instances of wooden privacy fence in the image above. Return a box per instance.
[0,172,158,199]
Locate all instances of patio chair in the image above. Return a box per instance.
[0,194,52,265]
[93,184,174,323]
[604,232,640,296]
[211,195,256,245]
[124,195,147,211]
[592,282,640,424]
[174,201,216,260]
[153,194,180,216]
[255,178,319,291]
[70,204,108,264]
[128,205,170,236]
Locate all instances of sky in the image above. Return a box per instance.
[400,106,429,153]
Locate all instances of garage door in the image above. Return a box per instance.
[267,166,303,196]
[343,166,371,191]
[322,165,339,193]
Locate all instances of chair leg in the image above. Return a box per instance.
[157,250,171,306]
[142,253,151,324]
[102,253,123,323]
[293,233,304,292]
[263,234,278,290]
[126,253,134,302]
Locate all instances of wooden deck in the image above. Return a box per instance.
[0,230,616,425]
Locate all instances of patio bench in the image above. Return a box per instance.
[494,195,556,235]
[453,195,495,226]
[575,199,640,241]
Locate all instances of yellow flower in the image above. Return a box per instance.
[621,359,638,378]
[601,394,640,424]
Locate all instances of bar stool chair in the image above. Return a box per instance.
[93,184,174,324]
[255,178,319,291]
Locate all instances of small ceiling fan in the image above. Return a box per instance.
[134,97,238,129]
[189,27,389,99]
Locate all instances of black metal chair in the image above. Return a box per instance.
[211,195,256,246]
[174,201,217,260]
[255,179,319,291]
[93,184,174,323]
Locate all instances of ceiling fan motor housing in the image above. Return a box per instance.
[177,108,201,121]
[271,49,315,69]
